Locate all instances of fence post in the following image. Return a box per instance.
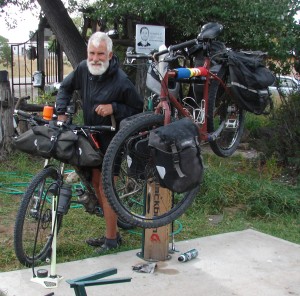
[0,70,14,158]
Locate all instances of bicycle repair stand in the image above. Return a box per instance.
[137,181,176,261]
[66,268,131,296]
[31,194,63,288]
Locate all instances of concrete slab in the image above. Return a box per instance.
[0,229,299,296]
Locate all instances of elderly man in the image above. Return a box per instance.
[56,32,143,253]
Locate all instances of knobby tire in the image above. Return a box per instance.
[14,166,62,267]
[102,113,199,229]
[207,65,245,157]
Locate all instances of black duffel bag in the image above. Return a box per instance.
[148,118,204,193]
[13,125,102,167]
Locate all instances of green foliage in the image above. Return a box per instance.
[1,0,299,73]
[244,112,270,138]
[264,92,300,168]
[0,35,11,67]
[196,153,299,218]
[247,185,300,218]
[247,91,300,175]
[88,0,299,72]
[0,151,299,271]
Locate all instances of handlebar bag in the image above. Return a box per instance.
[32,125,77,160]
[68,134,102,167]
[12,128,38,155]
[13,125,102,167]
[148,118,203,193]
[12,126,76,160]
[228,51,275,115]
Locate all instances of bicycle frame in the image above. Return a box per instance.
[155,56,230,142]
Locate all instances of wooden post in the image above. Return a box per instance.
[0,70,14,157]
[141,181,171,261]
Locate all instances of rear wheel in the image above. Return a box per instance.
[102,113,199,229]
[208,66,245,157]
[14,166,62,267]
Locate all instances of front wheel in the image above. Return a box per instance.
[14,166,62,267]
[207,65,245,157]
[102,113,199,229]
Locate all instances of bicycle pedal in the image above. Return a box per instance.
[225,119,238,129]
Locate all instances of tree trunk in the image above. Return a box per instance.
[36,0,87,68]
[0,71,14,158]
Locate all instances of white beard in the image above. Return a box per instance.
[87,60,110,75]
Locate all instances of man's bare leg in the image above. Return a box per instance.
[92,169,118,240]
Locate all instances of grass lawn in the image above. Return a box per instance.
[0,150,299,272]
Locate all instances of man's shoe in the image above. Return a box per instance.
[86,233,122,247]
[94,238,120,254]
[86,236,106,247]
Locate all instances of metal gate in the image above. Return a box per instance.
[10,32,61,101]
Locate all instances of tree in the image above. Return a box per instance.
[36,0,86,68]
[89,0,300,73]
[0,0,299,71]
[0,35,11,68]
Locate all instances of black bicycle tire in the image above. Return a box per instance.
[14,166,62,267]
[117,218,134,230]
[102,113,199,229]
[207,65,245,157]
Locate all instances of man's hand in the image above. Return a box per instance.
[95,104,113,117]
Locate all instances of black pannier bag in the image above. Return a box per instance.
[228,51,275,115]
[12,125,102,167]
[120,113,152,180]
[148,118,204,193]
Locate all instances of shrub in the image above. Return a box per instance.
[251,92,300,172]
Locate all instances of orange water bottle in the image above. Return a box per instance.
[43,106,54,120]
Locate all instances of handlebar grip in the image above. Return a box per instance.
[14,109,31,118]
[14,109,49,124]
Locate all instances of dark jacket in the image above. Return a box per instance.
[56,56,143,127]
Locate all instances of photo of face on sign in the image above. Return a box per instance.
[137,27,151,47]
[135,24,165,54]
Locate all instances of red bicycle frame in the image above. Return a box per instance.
[155,57,229,142]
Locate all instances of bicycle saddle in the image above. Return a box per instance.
[198,22,223,40]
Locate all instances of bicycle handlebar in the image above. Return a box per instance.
[14,109,116,132]
[126,53,153,60]
[73,125,116,132]
[126,38,199,62]
[153,39,199,59]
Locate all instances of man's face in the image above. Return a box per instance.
[141,29,149,41]
[87,40,113,75]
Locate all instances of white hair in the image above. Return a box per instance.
[88,32,113,52]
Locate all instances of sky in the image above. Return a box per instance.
[0,10,40,43]
[0,1,97,44]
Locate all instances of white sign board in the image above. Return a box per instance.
[135,24,165,54]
